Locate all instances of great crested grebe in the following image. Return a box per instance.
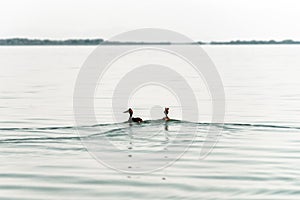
[124,108,143,123]
[163,107,170,121]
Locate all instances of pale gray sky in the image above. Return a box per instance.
[1,0,300,41]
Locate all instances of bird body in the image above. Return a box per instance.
[124,108,143,123]
[163,107,170,121]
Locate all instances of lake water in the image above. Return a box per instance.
[1,45,300,199]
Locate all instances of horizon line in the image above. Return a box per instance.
[0,38,300,45]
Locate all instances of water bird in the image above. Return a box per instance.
[124,108,143,123]
[163,107,170,121]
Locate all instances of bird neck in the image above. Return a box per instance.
[129,113,133,120]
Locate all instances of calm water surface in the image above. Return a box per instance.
[1,45,300,199]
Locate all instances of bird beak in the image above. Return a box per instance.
[123,109,129,113]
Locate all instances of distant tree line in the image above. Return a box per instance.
[0,38,104,45]
[0,38,299,45]
[209,39,300,45]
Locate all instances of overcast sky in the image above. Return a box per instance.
[1,0,300,41]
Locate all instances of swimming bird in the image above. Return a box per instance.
[163,107,170,121]
[124,108,143,123]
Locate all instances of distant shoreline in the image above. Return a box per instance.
[0,38,300,45]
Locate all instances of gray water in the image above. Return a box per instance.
[1,45,300,199]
